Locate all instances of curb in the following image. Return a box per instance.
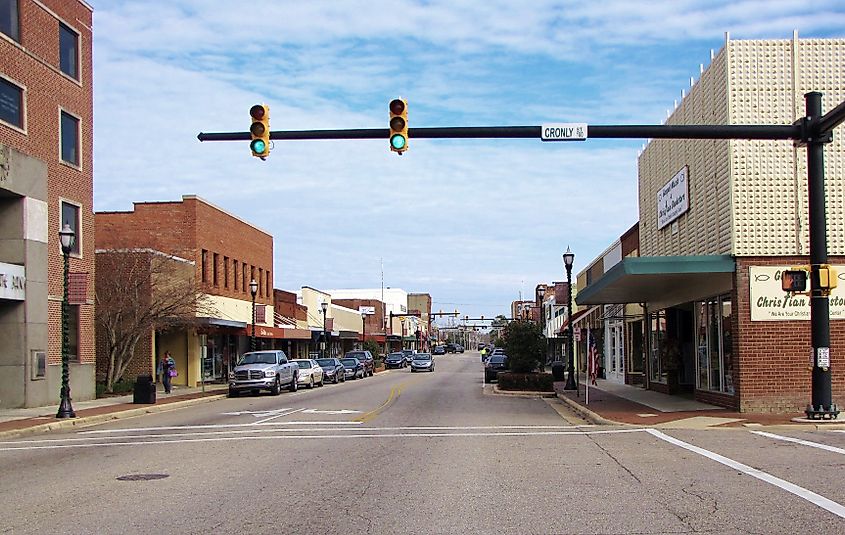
[554,393,620,426]
[490,385,556,398]
[0,394,227,440]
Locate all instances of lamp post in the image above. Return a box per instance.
[563,246,577,391]
[249,279,258,352]
[361,312,366,350]
[56,223,76,419]
[321,300,328,359]
[537,285,546,371]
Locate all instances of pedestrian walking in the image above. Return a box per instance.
[161,351,176,393]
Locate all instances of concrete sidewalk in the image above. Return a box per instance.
[553,377,830,429]
[0,384,228,439]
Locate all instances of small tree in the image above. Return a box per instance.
[363,340,381,358]
[96,250,216,392]
[502,319,544,373]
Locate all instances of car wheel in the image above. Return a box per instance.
[228,389,239,398]
[270,378,281,396]
[289,375,298,392]
[318,376,324,387]
[308,376,314,389]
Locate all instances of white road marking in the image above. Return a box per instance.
[0,428,644,452]
[253,407,304,424]
[751,430,845,455]
[647,429,845,520]
[301,409,361,415]
[78,423,594,435]
[220,408,291,417]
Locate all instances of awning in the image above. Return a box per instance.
[386,335,402,342]
[236,325,312,339]
[197,317,247,329]
[338,330,359,340]
[575,255,735,310]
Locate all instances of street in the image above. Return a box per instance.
[1,352,844,534]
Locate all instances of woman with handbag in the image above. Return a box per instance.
[162,351,176,394]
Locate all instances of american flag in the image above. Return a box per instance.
[588,331,599,386]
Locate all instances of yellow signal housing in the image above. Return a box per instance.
[819,264,838,290]
[249,104,270,159]
[389,98,408,155]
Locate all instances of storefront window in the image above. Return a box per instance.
[694,295,733,395]
[696,302,709,391]
[649,311,666,383]
[721,299,734,394]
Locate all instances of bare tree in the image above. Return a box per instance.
[95,249,216,392]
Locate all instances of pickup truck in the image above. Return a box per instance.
[229,350,298,397]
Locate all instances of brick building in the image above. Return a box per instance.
[575,35,845,412]
[0,0,95,407]
[96,195,274,386]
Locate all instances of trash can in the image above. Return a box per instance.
[133,374,156,404]
[551,361,566,381]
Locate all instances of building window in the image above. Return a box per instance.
[233,260,238,291]
[67,304,79,362]
[201,249,208,283]
[223,256,229,288]
[60,201,80,255]
[59,22,79,80]
[212,253,219,286]
[695,295,733,395]
[0,76,23,130]
[0,0,19,42]
[60,110,80,166]
[258,268,263,297]
[242,264,247,293]
[266,272,270,297]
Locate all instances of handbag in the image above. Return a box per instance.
[168,369,178,378]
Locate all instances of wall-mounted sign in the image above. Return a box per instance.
[358,306,375,315]
[749,266,845,321]
[657,166,689,230]
[0,262,25,301]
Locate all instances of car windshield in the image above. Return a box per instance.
[293,360,312,369]
[316,359,335,366]
[341,359,358,366]
[489,356,507,364]
[345,352,366,359]
[413,354,431,361]
[402,350,413,355]
[387,353,404,359]
[238,352,277,365]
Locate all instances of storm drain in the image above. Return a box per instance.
[116,473,169,481]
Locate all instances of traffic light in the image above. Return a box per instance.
[249,104,270,159]
[782,268,808,293]
[819,264,838,291]
[389,98,408,155]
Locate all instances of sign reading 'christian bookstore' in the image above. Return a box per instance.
[657,166,689,230]
[749,266,845,321]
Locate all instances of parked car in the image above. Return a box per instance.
[384,352,406,369]
[455,344,465,353]
[229,350,298,396]
[477,343,486,351]
[341,357,365,380]
[401,348,415,366]
[433,345,447,355]
[445,343,457,353]
[293,359,324,388]
[316,358,346,384]
[410,353,435,372]
[484,355,508,383]
[344,350,374,377]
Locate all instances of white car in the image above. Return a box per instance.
[292,359,324,388]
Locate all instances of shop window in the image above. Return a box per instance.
[59,22,79,80]
[721,299,734,394]
[649,311,666,383]
[67,304,79,362]
[0,0,19,42]
[695,295,733,394]
[60,110,80,166]
[60,201,80,255]
[0,76,24,130]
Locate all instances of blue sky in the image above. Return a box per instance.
[89,0,845,321]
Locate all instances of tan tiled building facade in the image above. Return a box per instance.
[577,35,845,412]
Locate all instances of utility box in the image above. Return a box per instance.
[133,375,156,404]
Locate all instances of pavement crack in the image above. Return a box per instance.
[585,432,642,484]
[681,484,718,515]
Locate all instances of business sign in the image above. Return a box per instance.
[358,306,375,315]
[540,123,587,141]
[749,266,845,321]
[0,262,25,301]
[657,166,689,230]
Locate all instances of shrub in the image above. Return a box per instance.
[502,319,544,373]
[96,377,135,397]
[497,372,554,392]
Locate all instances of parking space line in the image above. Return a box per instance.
[751,430,845,455]
[646,429,845,519]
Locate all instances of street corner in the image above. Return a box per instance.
[553,393,624,427]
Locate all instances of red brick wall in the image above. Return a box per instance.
[733,256,845,413]
[274,289,307,321]
[1,0,95,366]
[333,299,385,334]
[621,223,639,257]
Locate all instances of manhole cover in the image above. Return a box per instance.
[116,473,169,481]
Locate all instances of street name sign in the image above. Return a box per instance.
[541,123,588,141]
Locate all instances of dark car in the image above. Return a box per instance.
[432,345,446,355]
[445,343,457,353]
[344,350,374,377]
[484,355,508,383]
[455,344,465,353]
[477,344,486,351]
[341,357,365,380]
[316,357,346,384]
[401,348,415,366]
[384,352,406,369]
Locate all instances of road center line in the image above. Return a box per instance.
[751,430,845,455]
[253,407,305,424]
[646,429,845,519]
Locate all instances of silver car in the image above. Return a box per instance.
[410,353,435,372]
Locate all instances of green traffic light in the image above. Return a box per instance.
[250,139,267,154]
[390,134,406,150]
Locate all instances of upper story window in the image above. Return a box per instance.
[60,201,81,255]
[59,22,79,80]
[0,76,23,130]
[60,110,80,166]
[0,0,20,43]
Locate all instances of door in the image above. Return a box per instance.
[605,319,625,383]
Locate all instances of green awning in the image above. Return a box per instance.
[575,255,735,310]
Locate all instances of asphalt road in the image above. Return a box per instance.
[1,352,844,534]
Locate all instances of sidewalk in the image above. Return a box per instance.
[0,383,228,439]
[554,376,819,429]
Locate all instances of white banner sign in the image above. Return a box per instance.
[749,266,845,321]
[0,262,25,301]
[358,306,375,315]
[657,166,689,230]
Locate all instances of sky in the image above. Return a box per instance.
[89,0,845,322]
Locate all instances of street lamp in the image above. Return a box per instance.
[56,224,76,419]
[249,279,258,352]
[537,285,546,371]
[321,300,328,359]
[563,246,577,390]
